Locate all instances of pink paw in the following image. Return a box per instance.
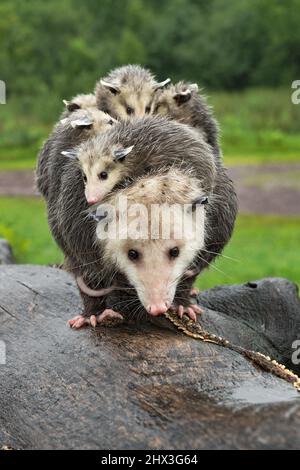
[170,304,203,322]
[68,310,124,329]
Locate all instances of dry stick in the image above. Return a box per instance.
[163,311,300,392]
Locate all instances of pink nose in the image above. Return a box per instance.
[87,198,99,206]
[147,302,169,316]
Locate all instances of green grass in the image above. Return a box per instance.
[0,197,62,265]
[198,215,300,290]
[0,197,299,289]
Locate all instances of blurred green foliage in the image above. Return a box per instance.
[1,0,300,98]
[0,0,299,168]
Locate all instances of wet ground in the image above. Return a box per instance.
[0,164,299,215]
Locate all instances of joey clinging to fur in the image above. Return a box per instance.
[36,108,116,200]
[152,81,220,159]
[95,64,170,120]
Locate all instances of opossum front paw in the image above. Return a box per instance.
[171,304,203,322]
[89,309,124,328]
[68,310,124,329]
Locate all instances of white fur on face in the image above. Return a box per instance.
[108,86,155,120]
[81,159,124,204]
[104,204,206,311]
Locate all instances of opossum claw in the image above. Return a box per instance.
[89,310,124,328]
[170,304,203,322]
[68,315,89,329]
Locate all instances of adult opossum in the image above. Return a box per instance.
[95,64,170,120]
[69,164,237,329]
[69,168,206,328]
[36,108,116,199]
[45,117,216,323]
[152,81,220,160]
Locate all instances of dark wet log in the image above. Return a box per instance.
[0,265,300,450]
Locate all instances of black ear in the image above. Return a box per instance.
[63,100,81,112]
[114,145,134,162]
[100,80,120,95]
[70,117,93,129]
[191,196,209,212]
[173,90,192,105]
[88,210,108,223]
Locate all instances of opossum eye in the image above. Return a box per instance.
[145,105,151,114]
[108,119,114,125]
[169,247,180,258]
[83,175,87,183]
[128,249,139,261]
[126,106,134,116]
[98,172,108,180]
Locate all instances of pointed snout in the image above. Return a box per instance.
[147,301,170,317]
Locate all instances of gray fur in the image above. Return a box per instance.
[153,81,221,161]
[61,93,97,118]
[36,109,113,199]
[104,167,238,320]
[95,65,167,119]
[44,116,218,318]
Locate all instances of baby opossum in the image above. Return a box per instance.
[69,168,206,328]
[36,108,116,199]
[45,116,216,324]
[95,64,170,120]
[75,141,134,205]
[61,93,97,117]
[152,81,220,160]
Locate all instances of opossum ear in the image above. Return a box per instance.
[88,210,108,223]
[189,196,209,212]
[100,80,120,95]
[189,83,199,92]
[154,78,171,91]
[61,150,78,160]
[114,145,134,162]
[173,89,192,105]
[63,99,81,112]
[70,117,93,129]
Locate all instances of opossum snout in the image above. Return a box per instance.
[87,197,100,206]
[147,301,170,316]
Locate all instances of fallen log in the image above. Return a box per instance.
[0,265,300,450]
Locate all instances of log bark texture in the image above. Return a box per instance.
[0,265,300,450]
